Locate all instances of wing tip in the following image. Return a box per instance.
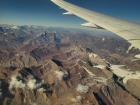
[51,0,63,2]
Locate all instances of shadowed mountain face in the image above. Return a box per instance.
[0,24,140,105]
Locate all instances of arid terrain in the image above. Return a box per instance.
[0,24,140,105]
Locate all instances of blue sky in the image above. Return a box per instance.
[0,0,140,28]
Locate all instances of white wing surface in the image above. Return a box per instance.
[51,0,140,57]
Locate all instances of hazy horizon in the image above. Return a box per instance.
[0,0,140,27]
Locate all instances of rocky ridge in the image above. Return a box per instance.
[0,25,140,105]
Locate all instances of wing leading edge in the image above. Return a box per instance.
[51,0,140,57]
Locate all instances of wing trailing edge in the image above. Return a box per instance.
[81,22,103,29]
[63,11,74,15]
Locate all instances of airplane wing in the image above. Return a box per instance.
[51,0,140,58]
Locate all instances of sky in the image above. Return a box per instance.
[0,0,140,28]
